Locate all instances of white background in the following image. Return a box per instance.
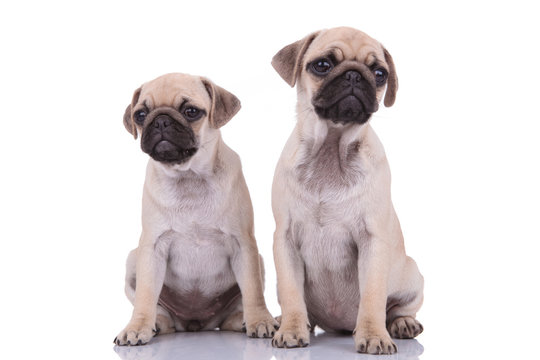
[1,0,539,359]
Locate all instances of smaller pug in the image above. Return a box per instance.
[270,27,424,354]
[114,73,278,346]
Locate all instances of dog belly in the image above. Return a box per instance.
[297,222,362,332]
[157,229,239,329]
[158,283,241,330]
[304,265,360,332]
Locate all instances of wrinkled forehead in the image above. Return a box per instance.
[138,73,210,109]
[307,28,384,65]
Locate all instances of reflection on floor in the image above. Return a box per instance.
[114,329,423,360]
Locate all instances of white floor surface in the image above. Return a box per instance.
[113,330,423,360]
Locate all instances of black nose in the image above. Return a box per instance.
[344,70,362,84]
[153,115,172,130]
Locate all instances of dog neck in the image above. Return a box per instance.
[295,97,371,162]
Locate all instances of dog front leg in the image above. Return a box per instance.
[232,236,279,338]
[272,227,310,348]
[115,234,166,346]
[353,238,397,355]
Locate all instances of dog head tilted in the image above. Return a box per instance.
[123,73,240,165]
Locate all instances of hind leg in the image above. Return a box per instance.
[386,256,424,339]
[155,306,176,335]
[388,316,423,339]
[220,306,245,332]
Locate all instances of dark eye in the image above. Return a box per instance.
[374,68,388,86]
[184,107,202,121]
[310,58,334,76]
[134,110,147,124]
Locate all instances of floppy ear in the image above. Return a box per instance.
[383,47,398,107]
[271,31,320,87]
[202,78,241,129]
[123,87,142,139]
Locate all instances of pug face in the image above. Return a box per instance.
[272,27,398,125]
[123,73,240,165]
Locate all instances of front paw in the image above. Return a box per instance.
[245,310,280,338]
[114,319,156,346]
[354,329,397,355]
[272,319,310,348]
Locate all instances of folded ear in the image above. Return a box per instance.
[202,78,241,129]
[123,87,142,139]
[383,47,398,107]
[271,31,320,87]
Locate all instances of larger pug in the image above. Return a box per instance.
[115,73,278,346]
[270,27,424,354]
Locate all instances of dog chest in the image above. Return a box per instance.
[150,172,217,211]
[290,184,368,230]
[156,227,237,292]
[295,129,365,193]
[295,221,360,268]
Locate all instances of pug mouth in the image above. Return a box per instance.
[140,113,198,164]
[311,64,380,125]
[150,140,198,164]
[314,94,374,125]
